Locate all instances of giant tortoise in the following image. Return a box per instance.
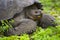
[0,0,56,36]
[2,0,43,36]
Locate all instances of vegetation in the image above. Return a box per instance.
[0,0,60,40]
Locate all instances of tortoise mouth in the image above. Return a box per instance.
[28,15,41,21]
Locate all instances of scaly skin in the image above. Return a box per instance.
[4,19,37,36]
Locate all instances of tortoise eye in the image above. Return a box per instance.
[35,11,38,13]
